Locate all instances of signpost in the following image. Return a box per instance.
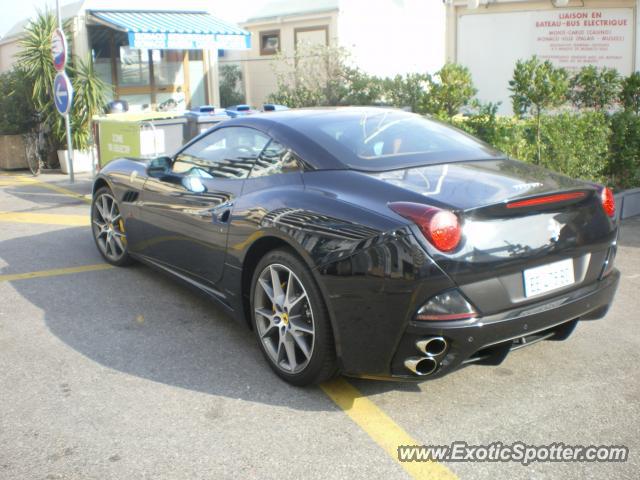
[51,1,74,182]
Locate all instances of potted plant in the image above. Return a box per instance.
[0,67,38,170]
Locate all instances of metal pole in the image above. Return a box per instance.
[56,0,74,183]
[65,114,74,183]
[56,0,61,29]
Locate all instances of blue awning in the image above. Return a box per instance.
[89,10,250,50]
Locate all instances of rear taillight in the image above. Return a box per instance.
[389,202,461,252]
[600,187,615,218]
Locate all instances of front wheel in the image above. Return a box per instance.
[24,133,41,176]
[250,249,337,386]
[91,187,133,266]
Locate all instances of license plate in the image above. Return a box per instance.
[523,259,575,298]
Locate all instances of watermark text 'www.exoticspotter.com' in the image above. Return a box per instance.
[397,442,629,466]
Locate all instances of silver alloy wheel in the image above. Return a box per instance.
[254,263,315,374]
[92,193,127,261]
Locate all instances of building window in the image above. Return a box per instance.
[260,30,280,55]
[294,26,329,47]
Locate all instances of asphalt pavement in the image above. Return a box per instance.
[0,171,638,480]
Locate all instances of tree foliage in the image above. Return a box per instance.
[382,73,430,113]
[509,56,569,118]
[0,68,37,135]
[620,72,640,115]
[427,63,477,118]
[509,56,569,163]
[15,10,62,112]
[608,111,640,188]
[267,43,356,107]
[219,64,245,107]
[15,10,108,151]
[267,45,476,117]
[570,65,621,111]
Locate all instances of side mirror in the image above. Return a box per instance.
[147,156,172,177]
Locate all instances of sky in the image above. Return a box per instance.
[1,0,270,37]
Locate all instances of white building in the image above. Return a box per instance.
[446,0,640,113]
[227,0,447,107]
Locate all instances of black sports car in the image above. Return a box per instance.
[91,108,620,386]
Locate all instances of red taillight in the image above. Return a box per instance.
[506,191,586,209]
[389,202,461,252]
[600,187,615,218]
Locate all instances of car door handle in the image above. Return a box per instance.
[216,208,231,223]
[213,201,234,224]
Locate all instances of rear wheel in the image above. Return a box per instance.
[91,187,132,266]
[250,249,337,386]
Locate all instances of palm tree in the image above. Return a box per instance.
[15,10,60,112]
[16,10,108,152]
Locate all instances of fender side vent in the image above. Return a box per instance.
[121,191,139,203]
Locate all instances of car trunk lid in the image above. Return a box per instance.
[373,159,617,313]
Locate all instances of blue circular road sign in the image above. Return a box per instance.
[53,72,73,115]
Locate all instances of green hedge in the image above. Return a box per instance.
[539,112,609,183]
[453,111,638,189]
[608,111,640,189]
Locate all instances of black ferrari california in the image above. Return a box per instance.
[91,108,619,385]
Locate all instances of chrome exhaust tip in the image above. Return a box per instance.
[416,337,448,357]
[404,356,438,376]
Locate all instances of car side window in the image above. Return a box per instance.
[172,127,270,179]
[249,140,302,178]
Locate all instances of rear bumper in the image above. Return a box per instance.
[380,269,620,381]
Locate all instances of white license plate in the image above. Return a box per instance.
[523,259,575,298]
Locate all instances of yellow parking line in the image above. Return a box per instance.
[0,211,89,226]
[12,176,92,204]
[321,378,458,480]
[0,263,113,282]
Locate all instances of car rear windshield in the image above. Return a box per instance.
[292,109,501,171]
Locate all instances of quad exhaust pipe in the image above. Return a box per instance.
[404,357,438,376]
[416,337,447,357]
[404,337,449,376]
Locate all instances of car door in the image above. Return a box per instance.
[226,138,306,257]
[135,126,270,285]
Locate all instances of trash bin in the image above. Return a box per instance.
[95,112,188,168]
[262,104,288,112]
[225,104,259,118]
[106,100,129,114]
[184,106,229,140]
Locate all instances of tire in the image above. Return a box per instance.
[250,248,337,386]
[91,187,133,266]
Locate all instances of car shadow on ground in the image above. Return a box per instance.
[1,184,89,210]
[2,227,421,410]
